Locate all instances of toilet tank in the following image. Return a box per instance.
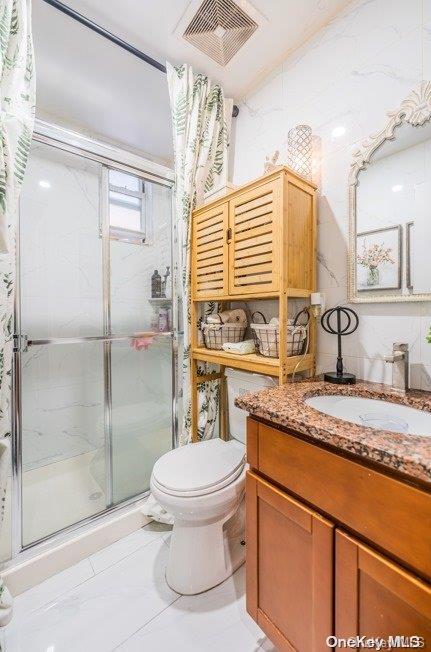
[225,369,277,444]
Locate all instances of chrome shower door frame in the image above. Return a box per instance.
[11,121,177,557]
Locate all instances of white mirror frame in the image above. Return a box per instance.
[348,81,431,303]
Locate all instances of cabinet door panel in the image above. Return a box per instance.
[192,202,228,299]
[229,179,281,295]
[336,530,431,641]
[246,471,333,652]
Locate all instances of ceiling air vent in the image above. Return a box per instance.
[183,0,258,66]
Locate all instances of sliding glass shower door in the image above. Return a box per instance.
[16,139,174,547]
[109,176,173,504]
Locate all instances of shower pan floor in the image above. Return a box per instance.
[1,424,172,557]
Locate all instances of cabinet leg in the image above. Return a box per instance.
[219,365,228,441]
[191,357,198,443]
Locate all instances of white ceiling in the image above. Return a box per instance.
[33,0,351,163]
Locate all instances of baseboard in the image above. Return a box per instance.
[3,502,151,597]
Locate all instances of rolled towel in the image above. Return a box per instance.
[206,311,230,324]
[206,309,247,324]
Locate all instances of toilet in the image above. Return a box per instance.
[150,437,246,595]
[150,369,276,595]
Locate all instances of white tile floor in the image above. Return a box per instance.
[1,522,275,652]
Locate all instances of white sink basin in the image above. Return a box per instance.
[305,395,431,436]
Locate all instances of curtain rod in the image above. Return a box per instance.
[41,0,240,117]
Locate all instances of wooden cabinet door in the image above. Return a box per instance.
[228,178,281,295]
[246,471,334,652]
[192,202,229,299]
[336,530,431,643]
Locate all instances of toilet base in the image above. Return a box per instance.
[166,498,245,595]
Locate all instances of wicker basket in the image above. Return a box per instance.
[251,310,308,358]
[201,314,247,350]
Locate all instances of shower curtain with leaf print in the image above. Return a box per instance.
[0,0,35,626]
[167,62,232,445]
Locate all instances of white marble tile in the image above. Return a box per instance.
[3,536,178,652]
[11,559,94,620]
[317,352,360,379]
[306,28,422,158]
[232,0,429,390]
[89,522,171,575]
[420,310,431,366]
[419,364,431,391]
[317,221,348,290]
[116,565,274,652]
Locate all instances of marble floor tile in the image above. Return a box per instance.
[2,524,271,652]
[11,559,95,621]
[116,565,275,652]
[3,536,178,652]
[89,522,172,574]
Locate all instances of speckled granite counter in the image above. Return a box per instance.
[235,380,431,484]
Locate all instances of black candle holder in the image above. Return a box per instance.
[320,306,359,385]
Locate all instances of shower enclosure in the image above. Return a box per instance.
[6,123,177,557]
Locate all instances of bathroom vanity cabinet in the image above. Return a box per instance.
[246,417,431,651]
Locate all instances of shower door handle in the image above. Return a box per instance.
[17,332,173,352]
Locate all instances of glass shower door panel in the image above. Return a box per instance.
[110,180,173,504]
[19,142,106,545]
[110,337,172,503]
[19,142,104,338]
[21,342,106,545]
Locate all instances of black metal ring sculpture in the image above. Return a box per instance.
[320,306,359,384]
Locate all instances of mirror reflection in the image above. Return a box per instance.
[354,121,431,298]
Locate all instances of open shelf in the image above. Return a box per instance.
[193,347,314,378]
[148,297,172,308]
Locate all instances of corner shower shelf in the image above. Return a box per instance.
[148,297,172,308]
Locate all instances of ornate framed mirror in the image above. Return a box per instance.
[348,81,431,303]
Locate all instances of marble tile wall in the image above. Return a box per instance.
[232,0,431,390]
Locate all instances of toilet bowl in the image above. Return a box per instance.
[150,438,246,595]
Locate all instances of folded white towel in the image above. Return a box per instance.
[222,339,255,354]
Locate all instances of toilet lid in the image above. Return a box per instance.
[152,439,245,496]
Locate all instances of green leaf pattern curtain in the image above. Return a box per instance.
[167,62,232,444]
[0,0,35,626]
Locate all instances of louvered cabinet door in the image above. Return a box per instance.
[192,202,228,299]
[228,179,281,295]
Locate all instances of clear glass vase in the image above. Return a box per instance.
[367,266,379,287]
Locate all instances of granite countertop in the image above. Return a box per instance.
[235,380,431,484]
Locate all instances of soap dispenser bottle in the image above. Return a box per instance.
[151,270,161,298]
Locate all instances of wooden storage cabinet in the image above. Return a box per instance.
[192,202,228,298]
[191,167,317,301]
[228,177,281,295]
[336,531,431,642]
[189,168,317,440]
[246,472,333,652]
